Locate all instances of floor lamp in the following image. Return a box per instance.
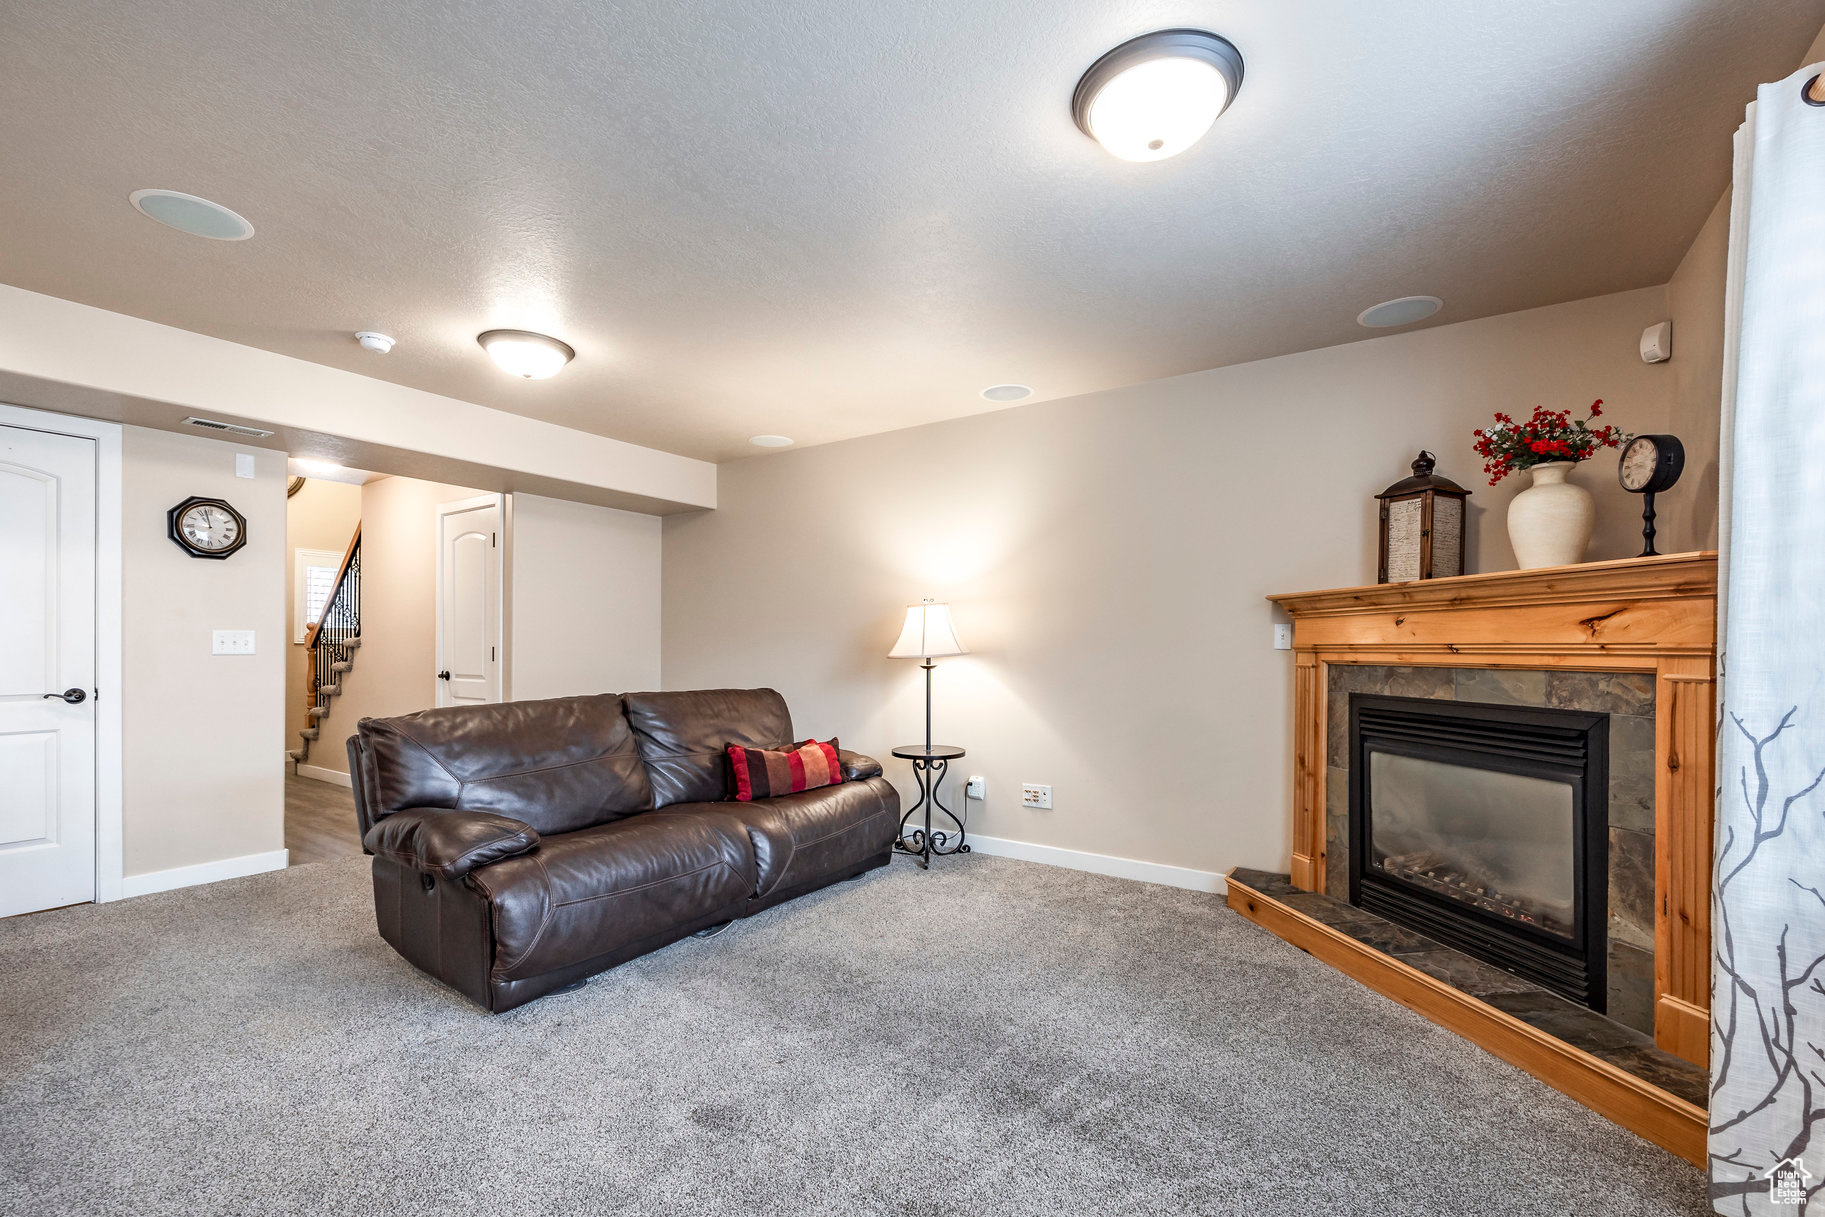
[888,600,969,867]
[888,599,967,751]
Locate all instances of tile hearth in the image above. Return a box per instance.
[1230,866,1706,1107]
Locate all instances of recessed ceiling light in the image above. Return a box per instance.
[749,435,794,448]
[1357,296,1444,328]
[477,329,575,379]
[354,331,395,354]
[128,189,254,240]
[1072,30,1244,162]
[296,459,343,475]
[980,384,1033,402]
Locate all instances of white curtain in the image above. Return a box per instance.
[1710,62,1825,1214]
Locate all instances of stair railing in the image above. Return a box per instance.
[297,525,361,766]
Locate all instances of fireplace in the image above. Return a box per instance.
[1349,693,1610,1010]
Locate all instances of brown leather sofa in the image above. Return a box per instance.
[346,689,899,1011]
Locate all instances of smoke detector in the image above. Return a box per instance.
[355,331,395,354]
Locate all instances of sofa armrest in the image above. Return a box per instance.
[362,808,540,880]
[838,749,884,781]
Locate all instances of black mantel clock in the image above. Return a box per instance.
[167,496,248,559]
[1617,434,1685,557]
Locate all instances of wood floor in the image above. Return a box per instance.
[284,773,364,865]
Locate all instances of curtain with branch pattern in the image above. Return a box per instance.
[1709,60,1825,1216]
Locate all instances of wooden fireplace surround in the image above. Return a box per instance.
[1265,551,1717,1068]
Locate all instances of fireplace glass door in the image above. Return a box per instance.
[1366,752,1577,940]
[1349,693,1608,1009]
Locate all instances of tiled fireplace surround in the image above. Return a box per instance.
[1323,664,1659,1033]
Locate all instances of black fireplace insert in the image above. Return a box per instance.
[1348,693,1609,1010]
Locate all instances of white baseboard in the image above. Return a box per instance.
[963,834,1227,894]
[294,763,352,789]
[120,849,291,898]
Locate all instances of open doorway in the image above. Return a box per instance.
[282,466,502,865]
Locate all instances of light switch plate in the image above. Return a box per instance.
[212,629,256,655]
[1273,623,1293,650]
[235,452,256,478]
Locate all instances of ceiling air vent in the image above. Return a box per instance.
[182,416,274,439]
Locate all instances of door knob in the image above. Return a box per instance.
[42,688,87,704]
[437,670,451,681]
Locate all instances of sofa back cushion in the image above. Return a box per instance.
[623,688,793,807]
[358,695,654,834]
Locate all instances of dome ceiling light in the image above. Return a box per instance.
[477,329,575,379]
[1072,29,1244,162]
[749,435,794,448]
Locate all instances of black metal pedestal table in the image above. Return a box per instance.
[891,744,967,869]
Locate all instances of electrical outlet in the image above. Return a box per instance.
[1021,783,1052,810]
[966,776,986,801]
[1273,623,1293,650]
[212,629,256,655]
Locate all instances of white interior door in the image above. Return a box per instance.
[0,424,96,917]
[436,495,503,709]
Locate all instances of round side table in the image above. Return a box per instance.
[891,745,967,869]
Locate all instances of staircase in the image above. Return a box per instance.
[289,526,361,769]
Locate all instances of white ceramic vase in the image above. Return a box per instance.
[1507,461,1594,569]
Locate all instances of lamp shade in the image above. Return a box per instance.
[888,602,967,659]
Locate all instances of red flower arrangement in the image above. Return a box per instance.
[1471,401,1626,486]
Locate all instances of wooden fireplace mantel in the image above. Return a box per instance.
[1266,551,1718,1067]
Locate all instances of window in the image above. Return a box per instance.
[294,548,344,643]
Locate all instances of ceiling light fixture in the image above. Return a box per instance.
[354,331,395,354]
[749,435,794,448]
[477,329,575,379]
[1357,296,1444,328]
[296,459,344,475]
[980,384,1033,402]
[128,189,255,240]
[1072,29,1244,162]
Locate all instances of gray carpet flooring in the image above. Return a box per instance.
[1,853,1707,1216]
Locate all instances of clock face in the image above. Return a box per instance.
[181,503,240,550]
[1618,436,1661,492]
[167,497,247,559]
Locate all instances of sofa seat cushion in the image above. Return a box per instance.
[466,812,756,981]
[673,777,898,900]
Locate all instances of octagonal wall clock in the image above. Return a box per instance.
[167,496,247,559]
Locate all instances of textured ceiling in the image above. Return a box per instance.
[2,0,1821,462]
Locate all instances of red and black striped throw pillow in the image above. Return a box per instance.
[726,738,844,802]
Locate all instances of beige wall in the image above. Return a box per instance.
[1666,195,1730,552]
[306,480,667,774]
[312,476,486,774]
[122,425,286,875]
[509,494,662,700]
[283,479,362,752]
[662,287,1679,878]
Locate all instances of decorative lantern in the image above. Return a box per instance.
[1376,451,1470,583]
